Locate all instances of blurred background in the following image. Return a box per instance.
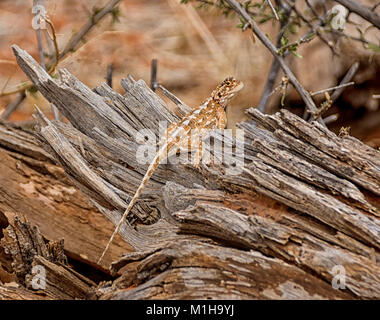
[0,0,379,146]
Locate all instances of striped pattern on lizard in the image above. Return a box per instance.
[98,77,244,264]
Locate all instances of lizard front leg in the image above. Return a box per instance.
[169,130,203,168]
[194,108,226,168]
[193,130,203,168]
[217,107,227,129]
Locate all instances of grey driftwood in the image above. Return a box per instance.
[8,45,380,299]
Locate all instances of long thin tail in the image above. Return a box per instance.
[97,150,164,264]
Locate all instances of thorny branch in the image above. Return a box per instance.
[257,0,292,113]
[34,0,46,71]
[310,82,355,97]
[58,0,123,61]
[304,62,359,121]
[186,1,372,121]
[334,0,380,29]
[0,0,123,118]
[224,0,325,125]
[330,29,380,50]
[285,0,338,55]
[0,14,60,98]
[330,62,359,104]
[42,14,60,120]
[290,1,380,55]
[265,0,279,20]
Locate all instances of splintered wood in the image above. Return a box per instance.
[1,45,378,300]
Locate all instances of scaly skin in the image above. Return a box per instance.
[98,77,244,264]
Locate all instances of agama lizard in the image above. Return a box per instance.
[98,77,244,264]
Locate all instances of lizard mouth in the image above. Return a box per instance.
[228,82,244,97]
[232,81,244,93]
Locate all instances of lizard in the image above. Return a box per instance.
[97,77,244,264]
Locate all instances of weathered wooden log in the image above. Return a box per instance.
[0,216,95,299]
[0,284,51,300]
[0,120,131,271]
[102,240,352,300]
[6,45,379,299]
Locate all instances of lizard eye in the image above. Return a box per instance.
[225,81,231,86]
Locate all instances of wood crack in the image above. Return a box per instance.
[4,44,378,300]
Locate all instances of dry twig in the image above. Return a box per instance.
[310,82,355,97]
[334,0,380,29]
[106,63,114,88]
[0,0,121,96]
[265,0,279,20]
[58,0,123,61]
[150,59,158,91]
[224,0,324,125]
[257,0,292,113]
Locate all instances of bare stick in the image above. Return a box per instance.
[39,14,60,120]
[266,0,279,20]
[157,84,187,107]
[106,63,114,88]
[40,11,60,120]
[285,0,338,55]
[257,1,291,113]
[58,0,122,61]
[148,58,189,114]
[0,92,26,120]
[305,0,324,24]
[373,2,380,11]
[36,32,46,69]
[150,59,158,91]
[305,62,359,121]
[43,27,55,57]
[157,84,191,116]
[334,0,380,29]
[311,82,355,97]
[34,1,46,70]
[257,58,281,113]
[45,18,60,75]
[303,62,359,123]
[1,0,122,101]
[323,113,339,125]
[330,29,379,48]
[224,0,324,125]
[171,0,229,68]
[3,0,61,121]
[330,62,359,103]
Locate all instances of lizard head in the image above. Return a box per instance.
[211,77,244,107]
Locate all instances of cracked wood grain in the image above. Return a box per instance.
[10,45,380,300]
[103,240,352,300]
[168,199,380,298]
[1,217,95,299]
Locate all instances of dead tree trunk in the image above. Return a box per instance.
[1,45,379,300]
[0,119,132,301]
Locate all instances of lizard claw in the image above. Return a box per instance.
[193,158,200,169]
